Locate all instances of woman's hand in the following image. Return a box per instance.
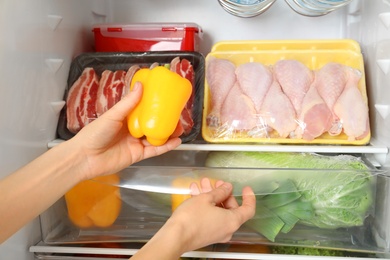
[131,178,256,260]
[0,82,182,244]
[70,82,182,180]
[172,178,256,252]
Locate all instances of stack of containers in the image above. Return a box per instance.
[284,0,354,16]
[218,0,277,17]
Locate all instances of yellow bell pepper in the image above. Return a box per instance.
[64,174,121,228]
[171,177,195,212]
[127,66,192,146]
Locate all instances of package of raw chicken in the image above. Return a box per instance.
[57,51,205,143]
[202,39,371,145]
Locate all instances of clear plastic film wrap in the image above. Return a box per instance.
[90,151,384,247]
[202,40,371,145]
[40,150,390,252]
[57,51,205,143]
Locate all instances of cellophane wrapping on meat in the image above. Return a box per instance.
[202,55,370,145]
[57,51,205,143]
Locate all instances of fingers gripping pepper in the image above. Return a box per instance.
[127,66,192,146]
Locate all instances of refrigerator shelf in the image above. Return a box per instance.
[48,138,388,155]
[30,241,385,260]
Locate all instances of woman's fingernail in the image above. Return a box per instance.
[190,182,200,195]
[132,82,141,91]
[222,182,232,189]
[216,180,224,187]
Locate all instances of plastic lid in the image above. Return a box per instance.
[93,23,202,34]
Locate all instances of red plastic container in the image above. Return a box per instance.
[93,23,202,52]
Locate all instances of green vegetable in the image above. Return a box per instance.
[205,151,370,170]
[205,151,374,241]
[271,245,345,256]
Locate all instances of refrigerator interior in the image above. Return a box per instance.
[1,0,390,259]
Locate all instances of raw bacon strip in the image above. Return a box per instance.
[96,70,126,117]
[150,62,160,69]
[171,57,195,110]
[96,70,114,117]
[179,108,194,135]
[109,70,126,109]
[171,57,195,135]
[67,67,100,134]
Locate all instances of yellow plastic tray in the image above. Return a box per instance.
[202,39,370,145]
[210,39,362,53]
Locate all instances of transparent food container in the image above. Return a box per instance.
[284,0,354,16]
[202,39,370,145]
[218,0,277,18]
[39,151,390,255]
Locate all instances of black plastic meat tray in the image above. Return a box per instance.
[57,51,205,143]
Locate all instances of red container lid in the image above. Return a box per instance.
[92,23,202,52]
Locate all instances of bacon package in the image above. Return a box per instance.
[202,40,371,145]
[57,51,205,143]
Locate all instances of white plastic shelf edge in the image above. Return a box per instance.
[30,242,387,260]
[48,138,389,154]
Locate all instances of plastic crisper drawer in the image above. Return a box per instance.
[39,151,390,255]
[202,39,371,145]
[57,51,204,144]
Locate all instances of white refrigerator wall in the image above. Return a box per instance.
[1,0,390,259]
[0,1,106,259]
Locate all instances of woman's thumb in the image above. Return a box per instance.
[210,182,233,204]
[102,82,143,121]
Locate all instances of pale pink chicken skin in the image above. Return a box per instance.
[295,79,333,141]
[235,62,273,113]
[316,62,350,109]
[333,68,370,141]
[220,83,258,132]
[273,59,314,115]
[260,79,297,138]
[206,57,236,127]
[315,62,352,135]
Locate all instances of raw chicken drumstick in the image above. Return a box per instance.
[333,68,370,141]
[260,79,297,138]
[315,62,350,135]
[206,57,236,127]
[273,59,314,115]
[295,79,333,141]
[235,62,273,113]
[219,83,258,135]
